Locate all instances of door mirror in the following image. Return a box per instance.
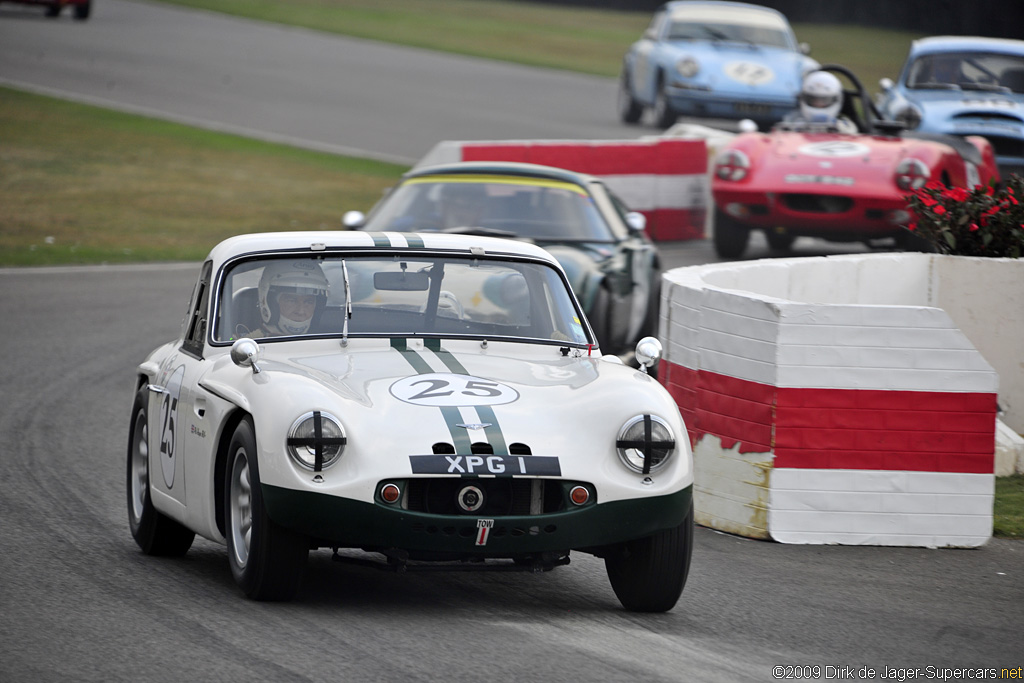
[635,336,662,374]
[342,210,366,229]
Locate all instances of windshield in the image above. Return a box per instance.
[362,175,618,242]
[667,21,790,48]
[906,52,1024,93]
[213,253,591,346]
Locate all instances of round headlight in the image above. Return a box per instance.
[895,158,930,191]
[714,149,751,181]
[616,415,675,474]
[895,104,922,130]
[286,411,346,471]
[676,57,699,78]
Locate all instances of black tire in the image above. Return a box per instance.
[713,208,750,259]
[617,69,643,124]
[127,387,195,556]
[765,230,796,252]
[44,4,61,17]
[604,501,694,613]
[225,418,308,601]
[653,77,678,130]
[73,0,91,20]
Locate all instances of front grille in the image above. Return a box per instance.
[405,477,567,516]
[782,194,853,214]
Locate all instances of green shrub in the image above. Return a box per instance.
[905,174,1024,258]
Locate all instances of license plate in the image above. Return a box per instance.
[734,102,772,115]
[409,454,561,476]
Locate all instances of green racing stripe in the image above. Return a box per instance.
[391,338,508,456]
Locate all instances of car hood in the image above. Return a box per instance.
[665,42,808,96]
[753,132,912,176]
[198,338,689,498]
[910,89,1024,130]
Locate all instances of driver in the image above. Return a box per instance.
[929,55,967,86]
[250,259,329,337]
[781,70,858,134]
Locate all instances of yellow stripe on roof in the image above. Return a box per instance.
[405,174,588,196]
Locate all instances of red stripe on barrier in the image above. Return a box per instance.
[659,361,997,473]
[461,140,707,176]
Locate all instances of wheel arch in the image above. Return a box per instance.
[214,407,252,538]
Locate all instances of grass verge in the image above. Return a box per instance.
[148,0,924,87]
[995,475,1024,539]
[0,86,407,265]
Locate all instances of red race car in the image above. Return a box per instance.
[710,65,1000,258]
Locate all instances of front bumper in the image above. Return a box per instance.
[666,85,794,123]
[263,483,692,558]
[713,187,909,237]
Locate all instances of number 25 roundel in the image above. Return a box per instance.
[390,373,519,407]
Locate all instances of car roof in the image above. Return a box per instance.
[204,231,561,268]
[402,161,598,186]
[910,35,1024,56]
[663,0,790,28]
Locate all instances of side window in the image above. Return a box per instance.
[182,261,212,358]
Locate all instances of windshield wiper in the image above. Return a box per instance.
[960,82,1011,93]
[440,226,519,239]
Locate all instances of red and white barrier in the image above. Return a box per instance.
[416,138,709,241]
[659,253,1003,546]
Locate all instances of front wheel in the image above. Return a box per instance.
[127,387,195,556]
[604,501,694,612]
[653,78,678,129]
[73,0,91,20]
[225,418,308,601]
[617,69,643,124]
[713,208,750,259]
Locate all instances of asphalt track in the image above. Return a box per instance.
[1,2,1022,681]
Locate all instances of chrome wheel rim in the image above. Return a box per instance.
[229,450,252,568]
[130,412,149,524]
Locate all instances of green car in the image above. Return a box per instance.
[344,162,662,356]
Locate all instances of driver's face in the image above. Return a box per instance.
[277,292,317,322]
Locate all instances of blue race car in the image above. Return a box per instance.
[618,0,818,129]
[877,36,1024,178]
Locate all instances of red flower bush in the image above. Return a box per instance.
[905,174,1024,258]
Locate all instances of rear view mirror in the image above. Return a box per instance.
[374,271,429,291]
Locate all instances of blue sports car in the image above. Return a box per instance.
[618,0,818,129]
[877,36,1024,178]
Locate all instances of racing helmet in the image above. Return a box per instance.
[799,71,843,123]
[258,259,329,334]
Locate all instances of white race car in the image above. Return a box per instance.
[127,231,693,611]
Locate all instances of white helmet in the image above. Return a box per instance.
[258,259,329,334]
[799,71,843,123]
